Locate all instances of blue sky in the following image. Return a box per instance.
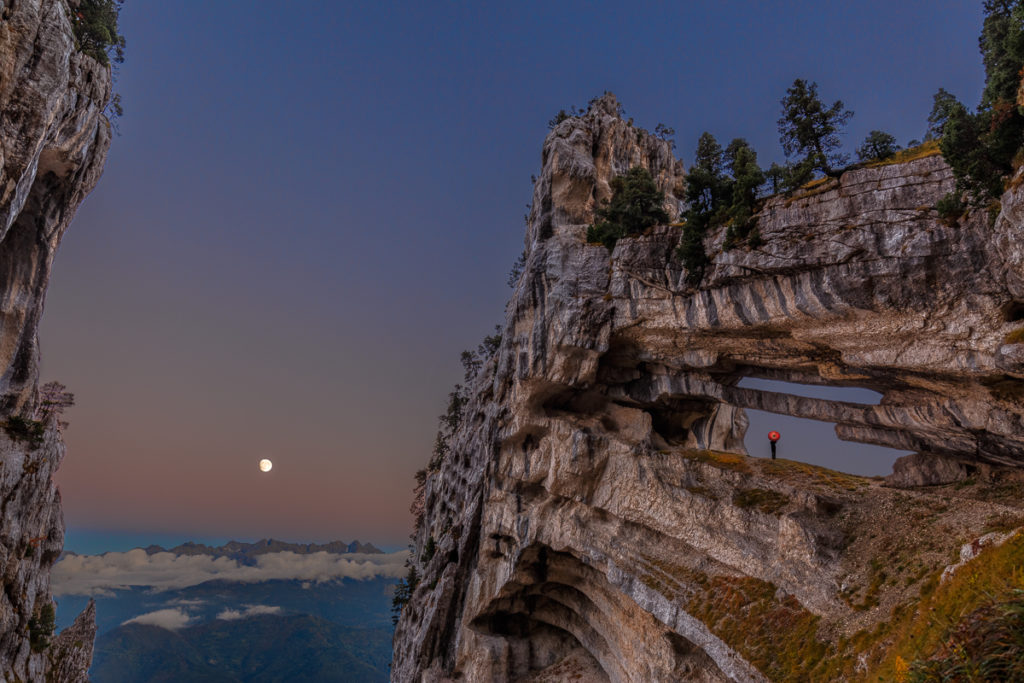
[44,1,988,551]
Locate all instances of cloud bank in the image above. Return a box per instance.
[217,604,282,621]
[53,549,409,596]
[122,608,193,630]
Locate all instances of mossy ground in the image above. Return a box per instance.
[733,487,791,514]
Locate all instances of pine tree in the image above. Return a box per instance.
[778,79,853,177]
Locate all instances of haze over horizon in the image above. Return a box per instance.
[43,1,987,550]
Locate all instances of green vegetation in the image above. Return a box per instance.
[935,1,1024,206]
[856,130,900,162]
[926,88,961,140]
[764,162,790,194]
[28,602,55,653]
[507,250,527,288]
[547,110,571,128]
[1006,327,1024,344]
[677,224,710,284]
[677,134,766,281]
[410,468,427,532]
[422,537,436,564]
[390,565,419,626]
[936,191,967,225]
[722,138,766,250]
[586,166,669,249]
[3,415,45,448]
[654,123,676,147]
[778,78,854,178]
[70,0,126,66]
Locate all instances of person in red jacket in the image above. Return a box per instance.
[768,431,780,460]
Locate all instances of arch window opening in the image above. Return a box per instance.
[736,377,908,477]
[737,377,883,405]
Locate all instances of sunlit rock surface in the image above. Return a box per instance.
[391,94,1024,681]
[0,0,113,679]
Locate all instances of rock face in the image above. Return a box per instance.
[391,95,1024,681]
[0,0,113,679]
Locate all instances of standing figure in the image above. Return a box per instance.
[768,431,781,460]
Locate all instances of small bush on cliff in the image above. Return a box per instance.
[37,381,74,429]
[856,130,901,162]
[936,191,966,224]
[3,416,45,448]
[410,469,427,532]
[71,0,126,66]
[507,250,527,288]
[422,536,436,564]
[587,166,669,249]
[28,602,55,653]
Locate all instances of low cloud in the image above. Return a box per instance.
[217,604,282,621]
[53,549,409,596]
[122,608,193,630]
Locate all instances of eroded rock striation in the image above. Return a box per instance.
[391,94,1024,681]
[0,0,114,679]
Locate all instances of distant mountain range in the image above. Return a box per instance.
[137,538,384,563]
[53,539,398,682]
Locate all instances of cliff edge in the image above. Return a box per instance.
[391,94,1024,681]
[0,0,114,679]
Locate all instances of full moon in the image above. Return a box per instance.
[259,459,273,473]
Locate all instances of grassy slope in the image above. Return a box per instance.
[644,450,1024,682]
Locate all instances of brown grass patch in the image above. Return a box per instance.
[864,140,942,168]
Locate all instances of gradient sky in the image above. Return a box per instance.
[43,1,987,551]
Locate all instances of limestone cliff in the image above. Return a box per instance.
[0,0,114,679]
[391,94,1024,681]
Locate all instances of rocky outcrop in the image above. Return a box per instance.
[0,0,114,679]
[391,94,1024,681]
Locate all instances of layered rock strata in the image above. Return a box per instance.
[391,94,1024,681]
[0,0,114,679]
